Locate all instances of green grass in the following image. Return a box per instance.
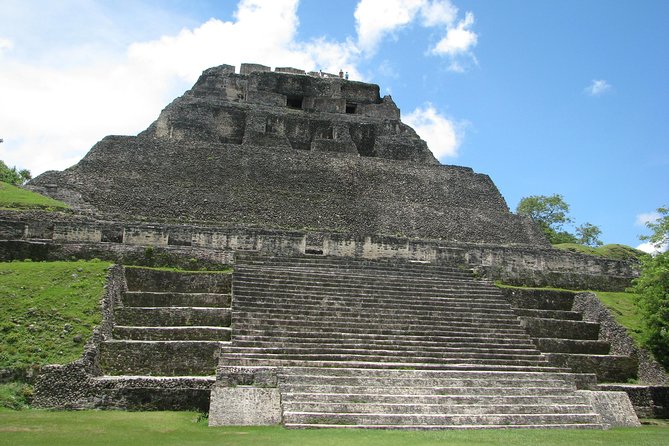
[0,260,111,370]
[594,291,644,345]
[0,181,68,211]
[0,410,667,446]
[553,243,647,262]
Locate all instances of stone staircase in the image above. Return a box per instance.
[503,289,638,383]
[218,255,605,428]
[94,267,232,410]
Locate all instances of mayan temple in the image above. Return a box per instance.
[4,63,667,428]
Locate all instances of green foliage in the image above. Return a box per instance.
[516,194,602,246]
[632,251,669,368]
[0,260,111,370]
[0,410,668,445]
[0,382,33,410]
[576,222,603,247]
[632,204,669,368]
[0,160,31,185]
[553,244,648,262]
[0,181,69,211]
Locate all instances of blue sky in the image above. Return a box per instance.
[1,0,667,250]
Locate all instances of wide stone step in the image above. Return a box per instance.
[89,375,214,411]
[218,357,568,372]
[282,402,593,416]
[219,352,551,367]
[122,291,231,308]
[520,317,600,340]
[232,334,538,350]
[99,340,221,376]
[232,326,533,340]
[113,326,231,341]
[234,279,500,297]
[276,367,581,384]
[279,375,572,389]
[234,301,518,324]
[235,257,470,277]
[232,339,539,353]
[280,392,590,406]
[502,289,576,311]
[234,269,492,290]
[115,307,230,327]
[514,308,582,321]
[280,385,575,396]
[233,291,512,312]
[545,353,638,383]
[231,309,522,328]
[231,316,529,335]
[282,411,601,427]
[124,267,231,293]
[533,338,611,354]
[223,346,542,360]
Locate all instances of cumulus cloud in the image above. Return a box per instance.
[404,104,461,159]
[354,0,477,69]
[431,11,476,55]
[637,241,668,255]
[0,0,361,176]
[585,79,612,96]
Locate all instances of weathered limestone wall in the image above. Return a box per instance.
[0,216,639,291]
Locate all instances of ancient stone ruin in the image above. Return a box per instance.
[3,62,667,428]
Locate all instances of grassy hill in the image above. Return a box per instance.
[0,181,68,211]
[553,243,647,262]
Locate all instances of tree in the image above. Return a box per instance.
[632,205,669,368]
[516,194,603,246]
[576,222,603,247]
[516,194,575,244]
[0,160,31,185]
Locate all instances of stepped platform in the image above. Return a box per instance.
[502,288,639,383]
[208,254,631,429]
[96,267,232,409]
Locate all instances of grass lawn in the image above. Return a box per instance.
[0,410,667,446]
[0,181,68,211]
[0,260,111,370]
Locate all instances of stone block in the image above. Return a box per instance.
[578,390,640,427]
[208,386,281,426]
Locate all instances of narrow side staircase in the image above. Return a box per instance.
[94,267,232,410]
[218,255,606,429]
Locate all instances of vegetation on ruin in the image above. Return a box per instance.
[0,181,68,211]
[631,205,669,368]
[595,291,644,344]
[553,243,648,262]
[0,410,667,446]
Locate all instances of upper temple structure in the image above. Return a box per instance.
[30,63,547,246]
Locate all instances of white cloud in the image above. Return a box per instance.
[637,241,668,255]
[354,0,424,53]
[0,0,363,176]
[0,38,12,54]
[635,211,660,227]
[585,79,612,96]
[404,104,461,159]
[431,11,477,55]
[354,0,477,69]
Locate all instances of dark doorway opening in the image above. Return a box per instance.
[346,102,357,114]
[287,95,303,109]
